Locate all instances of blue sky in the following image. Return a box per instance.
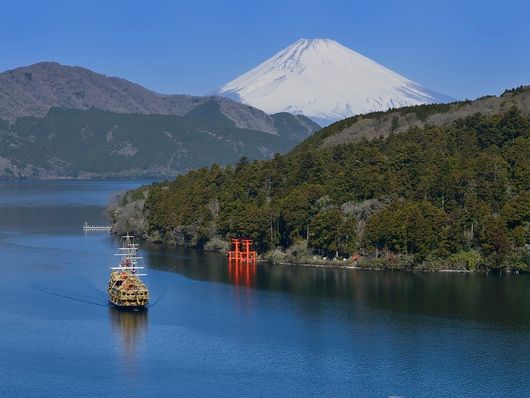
[1,0,529,99]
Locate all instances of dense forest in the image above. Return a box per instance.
[115,101,530,272]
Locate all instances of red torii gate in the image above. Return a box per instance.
[228,238,257,263]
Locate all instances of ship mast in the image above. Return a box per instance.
[111,234,147,276]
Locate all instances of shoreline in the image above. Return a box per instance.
[0,175,170,181]
[136,236,517,274]
[113,228,528,274]
[264,260,476,273]
[122,230,527,275]
[111,224,526,275]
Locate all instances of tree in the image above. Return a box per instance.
[502,192,530,229]
[364,201,447,260]
[279,184,326,244]
[309,207,356,257]
[480,216,510,266]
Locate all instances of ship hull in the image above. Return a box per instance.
[107,287,149,308]
[108,297,148,310]
[108,271,149,309]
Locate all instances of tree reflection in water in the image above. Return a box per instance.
[144,244,530,327]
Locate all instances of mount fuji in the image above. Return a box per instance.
[218,38,453,125]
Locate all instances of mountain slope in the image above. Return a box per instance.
[294,85,530,152]
[0,62,319,139]
[0,103,302,179]
[219,38,452,124]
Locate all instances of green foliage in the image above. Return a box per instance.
[120,186,149,207]
[480,216,511,267]
[130,107,530,270]
[398,102,456,122]
[309,207,356,257]
[501,85,529,96]
[472,107,529,148]
[279,184,326,241]
[270,112,321,141]
[514,248,530,272]
[364,200,447,260]
[447,250,482,271]
[501,191,530,228]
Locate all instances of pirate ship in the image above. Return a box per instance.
[108,234,149,309]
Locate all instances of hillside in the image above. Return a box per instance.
[0,62,319,139]
[0,103,305,179]
[113,86,530,272]
[296,85,530,151]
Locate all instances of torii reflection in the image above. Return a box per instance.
[227,260,257,288]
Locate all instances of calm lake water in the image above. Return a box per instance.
[0,180,528,397]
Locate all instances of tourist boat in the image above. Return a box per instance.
[108,234,149,309]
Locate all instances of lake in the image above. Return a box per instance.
[0,180,528,397]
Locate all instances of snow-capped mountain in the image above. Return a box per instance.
[218,38,452,125]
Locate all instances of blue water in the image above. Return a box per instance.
[0,180,528,397]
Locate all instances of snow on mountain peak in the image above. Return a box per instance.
[218,38,452,125]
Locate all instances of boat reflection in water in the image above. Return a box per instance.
[109,307,148,375]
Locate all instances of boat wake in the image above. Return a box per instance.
[32,283,108,307]
[146,289,165,308]
[32,283,165,308]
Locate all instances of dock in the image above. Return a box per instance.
[83,221,112,231]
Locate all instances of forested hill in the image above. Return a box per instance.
[114,87,530,272]
[294,85,530,152]
[0,103,315,179]
[0,61,320,178]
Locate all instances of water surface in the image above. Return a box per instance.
[0,180,528,397]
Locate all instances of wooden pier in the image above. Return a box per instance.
[83,221,112,231]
